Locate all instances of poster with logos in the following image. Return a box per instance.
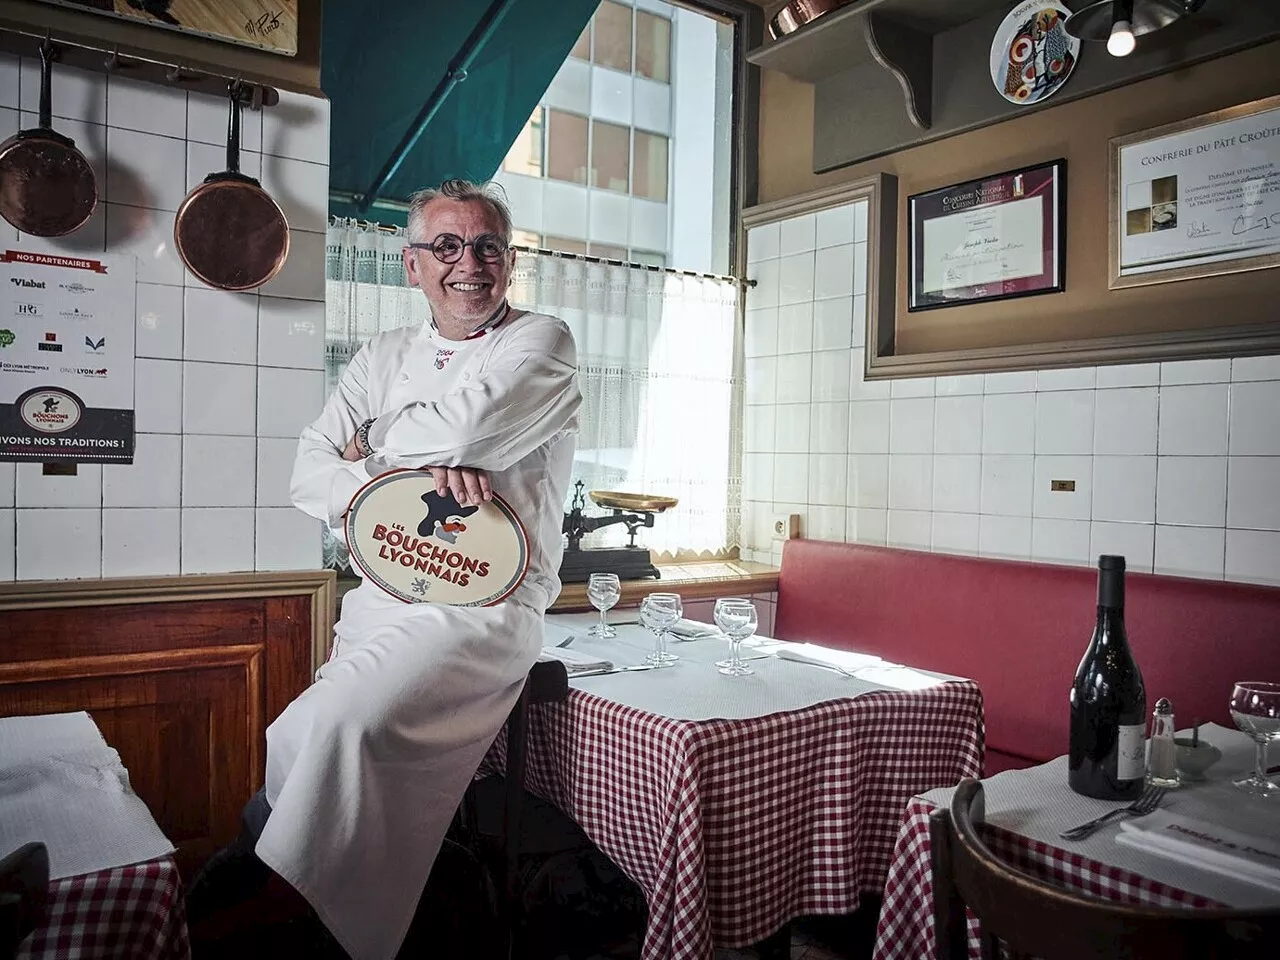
[0,248,136,463]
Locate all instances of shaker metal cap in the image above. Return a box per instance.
[1154,697,1173,714]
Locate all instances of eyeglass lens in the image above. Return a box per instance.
[428,234,507,264]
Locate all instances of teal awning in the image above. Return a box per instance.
[323,0,599,225]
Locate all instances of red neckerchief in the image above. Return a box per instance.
[430,302,511,341]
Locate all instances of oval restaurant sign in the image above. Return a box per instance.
[345,469,529,606]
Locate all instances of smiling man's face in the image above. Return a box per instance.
[404,197,516,340]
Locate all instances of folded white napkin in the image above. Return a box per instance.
[772,642,882,674]
[852,664,945,690]
[1116,811,1280,894]
[667,618,721,640]
[538,646,613,674]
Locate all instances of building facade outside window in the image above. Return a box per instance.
[498,0,733,275]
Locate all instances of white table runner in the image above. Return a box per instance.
[543,614,967,721]
[919,723,1280,908]
[0,711,175,879]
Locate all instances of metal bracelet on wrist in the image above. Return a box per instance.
[355,418,375,458]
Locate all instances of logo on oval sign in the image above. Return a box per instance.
[345,470,529,607]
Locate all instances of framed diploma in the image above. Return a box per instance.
[908,159,1066,312]
[1111,95,1280,289]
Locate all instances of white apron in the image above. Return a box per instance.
[260,310,581,960]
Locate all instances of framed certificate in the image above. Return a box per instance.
[908,159,1066,312]
[1110,95,1280,289]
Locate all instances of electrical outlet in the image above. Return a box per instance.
[772,513,800,541]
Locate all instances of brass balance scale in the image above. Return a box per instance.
[559,480,678,583]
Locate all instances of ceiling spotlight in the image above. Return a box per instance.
[1065,0,1208,57]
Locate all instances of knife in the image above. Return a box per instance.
[571,664,657,677]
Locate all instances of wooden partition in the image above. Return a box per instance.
[0,571,334,876]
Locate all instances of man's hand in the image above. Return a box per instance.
[426,466,492,506]
[341,435,363,462]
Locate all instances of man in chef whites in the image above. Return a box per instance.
[261,179,581,959]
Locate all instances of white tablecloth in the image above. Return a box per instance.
[919,722,1280,908]
[543,614,966,721]
[0,712,175,880]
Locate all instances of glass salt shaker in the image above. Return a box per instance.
[1147,698,1180,787]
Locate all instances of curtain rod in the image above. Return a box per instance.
[326,215,752,287]
[509,245,753,288]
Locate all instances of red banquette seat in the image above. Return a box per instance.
[772,540,1280,775]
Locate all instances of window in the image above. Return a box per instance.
[593,1,632,73]
[545,110,588,185]
[635,11,671,83]
[501,108,543,177]
[632,130,668,202]
[510,229,541,248]
[591,120,630,193]
[631,249,666,268]
[589,242,628,260]
[569,24,590,60]
[543,235,588,256]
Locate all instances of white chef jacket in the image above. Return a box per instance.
[256,309,581,960]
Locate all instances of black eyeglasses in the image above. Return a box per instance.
[408,233,510,264]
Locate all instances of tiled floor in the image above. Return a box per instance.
[571,914,870,960]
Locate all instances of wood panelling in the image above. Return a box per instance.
[0,571,334,878]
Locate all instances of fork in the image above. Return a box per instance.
[1059,785,1167,840]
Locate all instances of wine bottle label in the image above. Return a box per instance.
[1117,723,1146,781]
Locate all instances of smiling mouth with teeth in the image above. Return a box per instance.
[449,281,489,292]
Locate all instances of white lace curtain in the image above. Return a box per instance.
[324,218,742,563]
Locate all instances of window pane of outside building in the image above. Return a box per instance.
[501,108,543,177]
[632,130,668,201]
[591,120,630,193]
[510,229,541,248]
[570,24,591,60]
[545,110,588,185]
[589,242,628,260]
[593,1,632,73]
[543,235,589,256]
[631,249,666,268]
[635,11,671,83]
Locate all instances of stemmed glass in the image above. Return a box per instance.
[587,573,621,638]
[714,598,758,677]
[640,592,682,667]
[1229,681,1280,798]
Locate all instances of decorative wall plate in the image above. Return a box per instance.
[990,2,1080,106]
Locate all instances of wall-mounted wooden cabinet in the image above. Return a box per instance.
[0,571,334,877]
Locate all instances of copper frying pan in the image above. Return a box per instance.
[0,42,98,237]
[768,0,850,40]
[174,82,289,291]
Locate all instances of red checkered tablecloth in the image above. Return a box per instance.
[486,679,983,960]
[872,798,1218,960]
[17,858,191,960]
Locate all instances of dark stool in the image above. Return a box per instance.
[0,842,48,960]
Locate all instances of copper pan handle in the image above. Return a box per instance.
[225,80,243,176]
[38,40,56,132]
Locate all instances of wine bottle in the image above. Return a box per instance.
[1068,555,1147,800]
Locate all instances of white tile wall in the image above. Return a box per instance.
[743,204,1280,584]
[1,62,327,580]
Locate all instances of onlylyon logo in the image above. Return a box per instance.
[85,336,105,353]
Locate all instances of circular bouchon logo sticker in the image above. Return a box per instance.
[345,469,529,607]
[18,387,83,433]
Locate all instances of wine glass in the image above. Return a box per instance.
[714,598,758,677]
[587,573,621,638]
[1230,681,1280,798]
[640,592,682,667]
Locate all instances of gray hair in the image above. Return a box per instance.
[406,179,514,244]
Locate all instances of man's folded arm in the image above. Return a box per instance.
[290,344,375,532]
[364,322,581,474]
